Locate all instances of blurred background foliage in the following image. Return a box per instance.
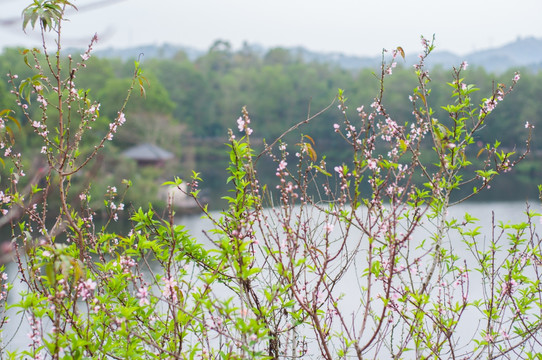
[1,42,540,214]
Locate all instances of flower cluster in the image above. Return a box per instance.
[0,272,8,301]
[117,255,136,274]
[27,314,42,354]
[162,277,178,302]
[78,33,98,67]
[107,112,127,141]
[76,278,97,301]
[500,278,518,298]
[236,107,253,135]
[137,286,150,306]
[0,190,11,215]
[31,120,49,139]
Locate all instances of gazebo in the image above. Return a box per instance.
[121,143,175,167]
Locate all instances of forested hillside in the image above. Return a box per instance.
[93,36,542,73]
[1,42,541,210]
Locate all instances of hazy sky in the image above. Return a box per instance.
[1,0,541,57]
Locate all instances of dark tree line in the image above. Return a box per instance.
[1,43,540,208]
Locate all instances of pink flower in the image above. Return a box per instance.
[162,277,178,302]
[386,185,395,195]
[324,223,334,234]
[461,61,468,70]
[484,98,497,113]
[77,278,97,301]
[237,116,245,132]
[236,115,253,135]
[84,279,96,290]
[137,286,150,306]
[118,112,126,125]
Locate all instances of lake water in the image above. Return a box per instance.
[2,201,541,356]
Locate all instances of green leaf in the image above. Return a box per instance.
[312,165,331,176]
[5,115,21,132]
[397,46,405,59]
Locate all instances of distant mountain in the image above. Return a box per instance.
[466,37,542,72]
[293,37,542,72]
[93,43,204,62]
[91,37,542,73]
[287,46,381,69]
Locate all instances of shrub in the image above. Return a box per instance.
[0,2,540,359]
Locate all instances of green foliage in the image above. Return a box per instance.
[1,39,541,208]
[22,0,76,32]
[1,4,542,360]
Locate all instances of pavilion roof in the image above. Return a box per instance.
[121,143,174,161]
